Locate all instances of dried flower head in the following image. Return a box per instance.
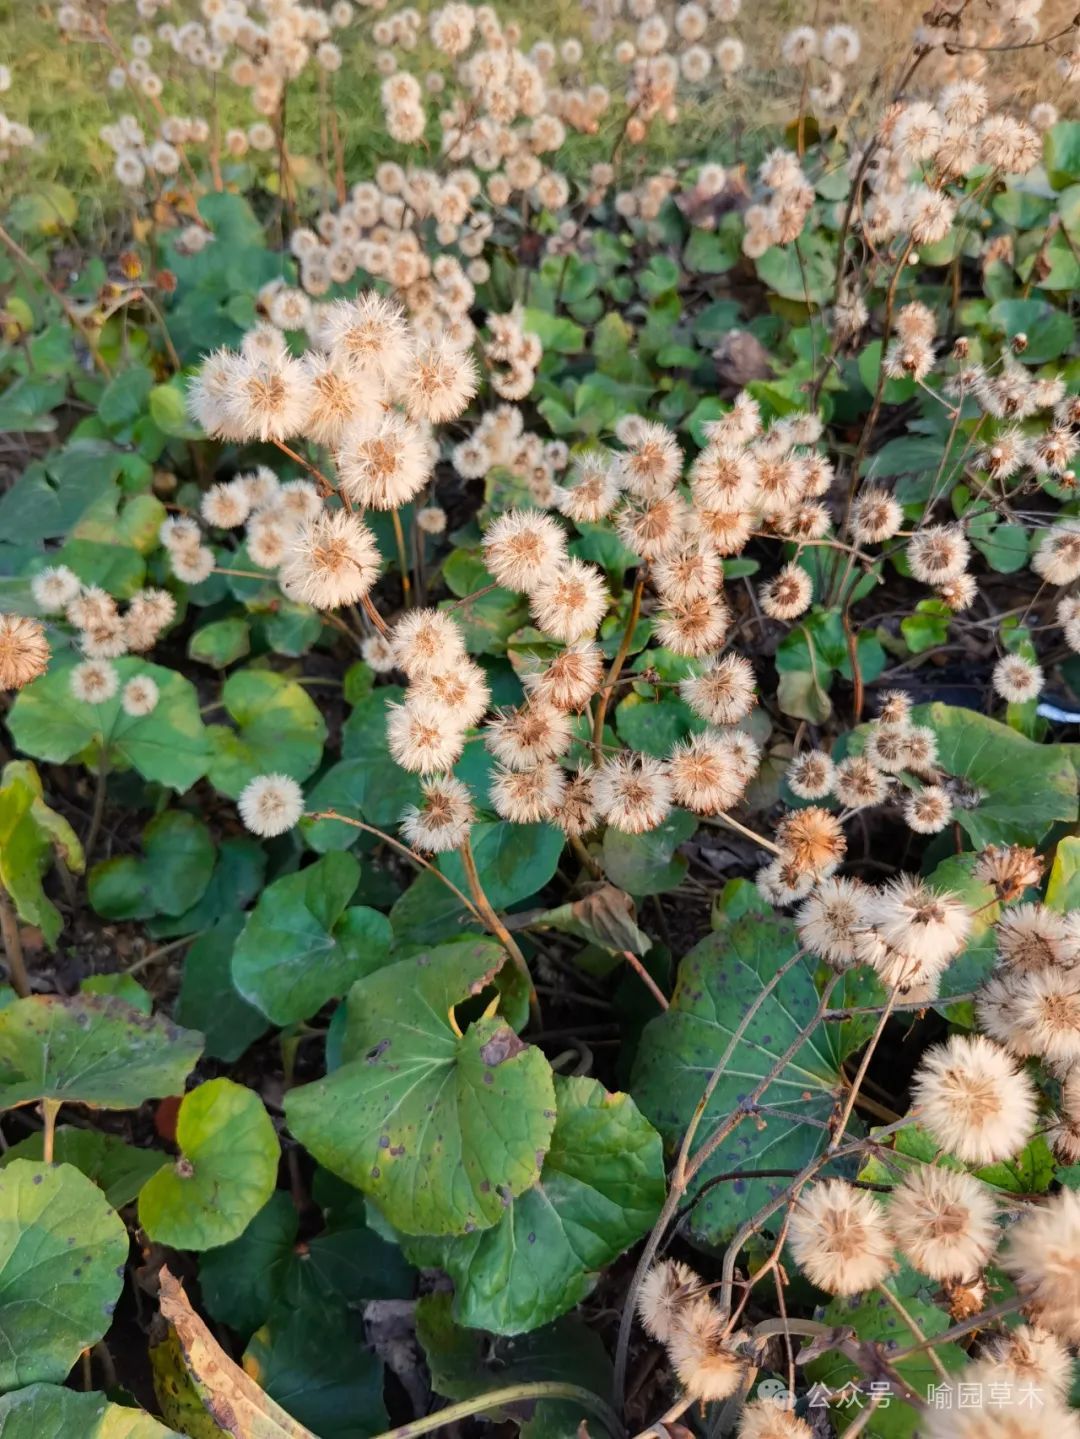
[736,1403,813,1439]
[866,876,972,973]
[400,776,473,853]
[636,1259,703,1342]
[666,1296,745,1402]
[668,731,749,814]
[30,565,80,613]
[594,752,672,834]
[280,510,381,610]
[992,654,1044,705]
[121,674,159,718]
[787,751,835,801]
[975,845,1044,904]
[0,614,49,691]
[490,760,567,823]
[979,1325,1076,1402]
[390,609,467,680]
[680,654,756,725]
[888,1166,998,1281]
[482,509,567,594]
[911,1034,1037,1165]
[903,785,952,835]
[387,698,467,775]
[238,773,305,837]
[1002,1189,1080,1345]
[70,658,118,705]
[775,807,846,879]
[529,559,609,642]
[788,1180,893,1295]
[797,876,871,970]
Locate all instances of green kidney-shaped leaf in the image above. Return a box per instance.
[806,1269,966,1439]
[200,1177,413,1340]
[176,916,272,1064]
[89,811,215,922]
[602,809,698,897]
[0,1128,163,1208]
[0,1385,176,1438]
[243,1296,387,1439]
[416,1292,614,1439]
[0,1161,128,1390]
[138,1078,279,1251]
[631,906,850,1244]
[206,669,326,799]
[232,853,391,1025]
[0,994,203,1110]
[435,1075,665,1335]
[389,821,565,948]
[7,658,209,793]
[286,941,556,1236]
[913,702,1078,847]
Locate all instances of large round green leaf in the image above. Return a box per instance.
[175,916,271,1064]
[286,941,556,1236]
[416,1292,614,1439]
[910,702,1078,847]
[0,995,203,1111]
[631,898,849,1244]
[244,1295,387,1439]
[231,852,391,1025]
[0,1128,163,1208]
[0,1385,176,1438]
[389,821,564,948]
[206,669,326,799]
[200,1178,413,1339]
[0,1161,128,1389]
[138,1078,279,1251]
[0,761,83,948]
[7,658,210,793]
[89,812,215,922]
[435,1075,665,1335]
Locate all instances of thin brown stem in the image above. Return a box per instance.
[84,756,109,865]
[620,950,668,1010]
[308,810,481,921]
[41,1098,61,1164]
[360,593,390,636]
[391,508,412,608]
[370,1382,623,1439]
[0,886,30,998]
[876,1284,950,1383]
[593,573,645,761]
[459,836,540,1026]
[0,224,112,377]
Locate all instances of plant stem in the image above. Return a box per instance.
[0,223,112,377]
[459,836,540,1026]
[360,593,391,636]
[876,1284,950,1383]
[42,1098,61,1164]
[271,437,333,491]
[308,810,482,921]
[593,572,645,761]
[612,949,816,1405]
[0,886,30,998]
[890,1296,1022,1361]
[125,933,203,977]
[391,508,412,608]
[84,756,110,865]
[620,950,668,1010]
[704,811,782,856]
[369,1382,624,1439]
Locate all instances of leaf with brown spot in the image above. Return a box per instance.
[286,940,556,1237]
[157,1269,316,1438]
[530,885,652,957]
